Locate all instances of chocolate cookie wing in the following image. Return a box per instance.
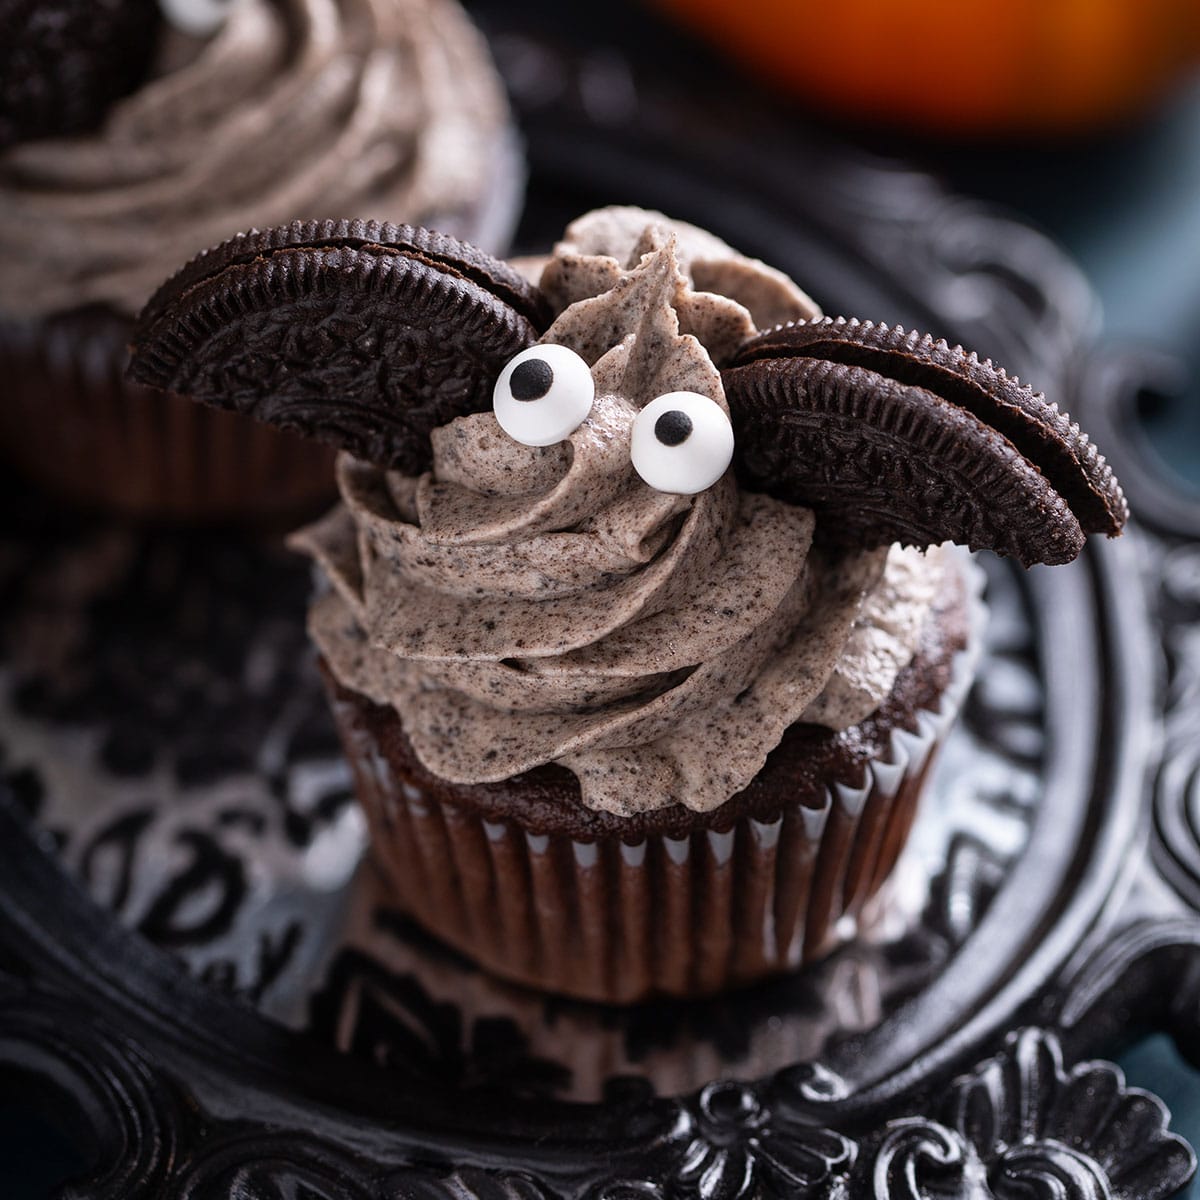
[722,317,1128,567]
[128,220,551,475]
[0,0,162,148]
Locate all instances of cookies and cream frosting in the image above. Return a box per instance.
[0,0,511,318]
[297,209,948,816]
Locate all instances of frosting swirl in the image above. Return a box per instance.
[0,0,512,319]
[299,210,947,816]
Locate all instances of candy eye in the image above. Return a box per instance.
[493,345,595,447]
[159,0,235,37]
[631,392,734,495]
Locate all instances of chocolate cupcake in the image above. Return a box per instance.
[128,208,1127,1000]
[0,0,521,521]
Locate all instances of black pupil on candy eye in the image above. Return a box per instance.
[654,410,693,446]
[510,358,554,401]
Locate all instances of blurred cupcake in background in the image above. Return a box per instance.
[0,0,522,522]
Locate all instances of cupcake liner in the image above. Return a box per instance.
[328,559,984,1003]
[0,309,337,523]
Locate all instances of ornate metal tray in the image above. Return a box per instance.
[3,20,1200,1200]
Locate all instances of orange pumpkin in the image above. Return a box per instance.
[654,0,1200,136]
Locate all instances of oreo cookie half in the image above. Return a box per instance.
[0,0,162,149]
[723,318,1128,566]
[129,220,551,476]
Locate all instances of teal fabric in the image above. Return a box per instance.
[1119,1038,1200,1197]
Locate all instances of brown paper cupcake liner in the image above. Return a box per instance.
[329,559,985,1004]
[0,308,337,523]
